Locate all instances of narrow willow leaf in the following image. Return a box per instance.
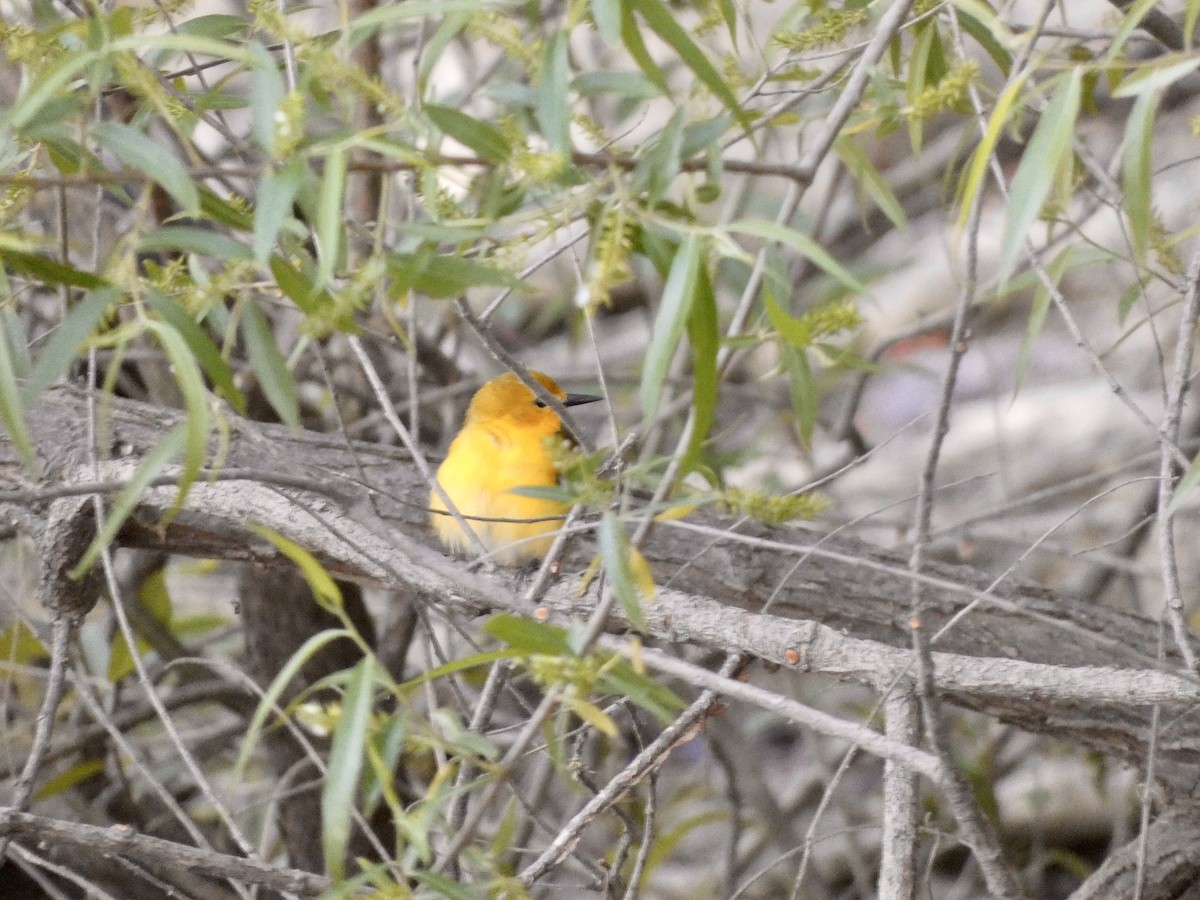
[601,659,685,723]
[0,320,37,473]
[2,50,98,132]
[954,4,1012,76]
[253,159,303,264]
[94,122,200,214]
[1105,0,1169,61]
[538,31,571,152]
[998,70,1082,285]
[240,300,299,426]
[234,628,351,776]
[138,226,252,260]
[1112,57,1200,98]
[269,254,323,314]
[629,0,750,131]
[410,870,480,900]
[386,251,528,298]
[591,0,620,45]
[68,424,188,579]
[0,251,109,289]
[144,320,210,516]
[782,344,818,446]
[957,70,1030,231]
[563,695,619,737]
[620,0,669,95]
[248,524,343,611]
[315,146,347,289]
[425,104,512,163]
[1122,89,1157,264]
[323,657,375,882]
[175,13,246,38]
[641,234,700,425]
[836,135,907,229]
[728,219,865,293]
[599,512,648,632]
[348,0,491,41]
[250,44,285,154]
[681,264,718,476]
[485,614,574,656]
[21,286,120,405]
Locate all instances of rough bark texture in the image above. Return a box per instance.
[7,386,1200,895]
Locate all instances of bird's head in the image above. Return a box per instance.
[465,371,601,434]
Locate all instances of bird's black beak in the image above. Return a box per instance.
[564,392,603,407]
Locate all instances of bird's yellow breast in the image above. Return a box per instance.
[429,417,567,565]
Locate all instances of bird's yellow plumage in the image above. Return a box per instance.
[429,371,600,566]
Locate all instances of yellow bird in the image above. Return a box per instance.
[429,371,601,566]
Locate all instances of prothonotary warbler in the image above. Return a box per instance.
[429,371,602,566]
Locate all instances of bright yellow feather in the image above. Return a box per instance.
[429,371,599,566]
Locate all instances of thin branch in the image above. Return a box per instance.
[1154,250,1200,673]
[0,808,329,896]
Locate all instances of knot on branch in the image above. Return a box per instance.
[39,495,103,618]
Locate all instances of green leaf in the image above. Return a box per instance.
[998,70,1082,284]
[620,0,669,95]
[0,319,37,473]
[253,159,304,264]
[94,122,200,214]
[240,300,300,427]
[315,147,347,289]
[386,251,528,298]
[641,233,700,425]
[2,49,99,132]
[269,254,325,314]
[398,648,514,695]
[599,512,648,632]
[591,0,620,45]
[144,320,211,517]
[682,264,718,476]
[600,659,685,723]
[1122,88,1157,264]
[573,71,660,100]
[21,286,120,406]
[728,219,865,293]
[348,0,494,41]
[782,343,818,446]
[234,627,352,777]
[538,31,571,152]
[628,0,750,131]
[248,524,343,611]
[34,759,106,801]
[954,4,1012,76]
[836,135,907,229]
[69,424,189,579]
[1105,0,1170,61]
[0,251,109,289]
[563,695,619,737]
[957,70,1030,231]
[1113,57,1200,98]
[635,107,685,199]
[138,226,252,260]
[410,869,483,900]
[175,13,247,39]
[250,44,285,154]
[324,657,375,882]
[425,104,512,163]
[485,614,574,656]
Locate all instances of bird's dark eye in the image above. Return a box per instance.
[534,399,547,408]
